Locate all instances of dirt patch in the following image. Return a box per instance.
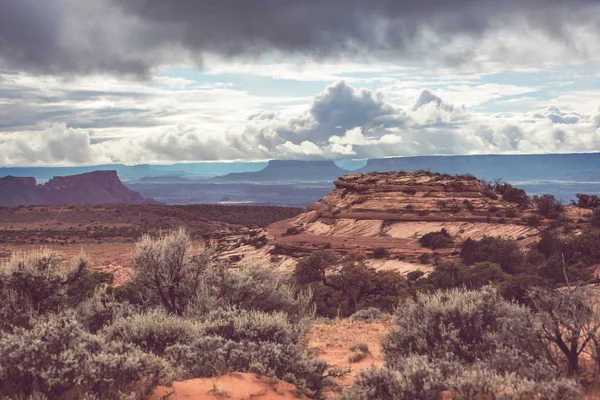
[307,319,392,392]
[151,373,307,400]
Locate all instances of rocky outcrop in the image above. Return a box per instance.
[218,171,550,274]
[0,170,157,206]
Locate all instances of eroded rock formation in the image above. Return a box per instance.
[218,171,552,274]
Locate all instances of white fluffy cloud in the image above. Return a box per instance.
[0,124,109,165]
[1,81,600,165]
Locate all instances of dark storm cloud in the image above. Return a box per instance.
[1,0,599,76]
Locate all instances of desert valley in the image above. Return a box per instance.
[4,1,600,398]
[2,164,600,399]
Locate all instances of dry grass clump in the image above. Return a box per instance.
[348,344,370,363]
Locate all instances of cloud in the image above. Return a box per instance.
[532,106,582,124]
[0,123,108,165]
[1,81,600,165]
[412,89,459,113]
[2,0,600,76]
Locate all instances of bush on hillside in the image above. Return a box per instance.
[203,265,315,321]
[350,307,384,322]
[0,251,107,331]
[575,193,600,209]
[0,315,166,399]
[75,289,134,333]
[382,287,550,371]
[372,247,390,259]
[104,308,204,356]
[294,251,408,317]
[593,207,600,228]
[460,236,523,274]
[340,357,447,400]
[418,229,453,250]
[338,286,581,400]
[342,363,580,400]
[165,308,332,398]
[499,185,530,206]
[533,194,564,219]
[167,337,331,398]
[132,228,211,315]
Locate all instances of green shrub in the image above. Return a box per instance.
[459,262,509,290]
[418,229,453,250]
[448,203,462,214]
[575,193,600,209]
[463,200,476,212]
[482,189,498,200]
[0,251,105,331]
[201,308,304,346]
[207,266,314,321]
[350,307,384,322]
[355,287,572,399]
[294,252,407,317]
[341,357,447,400]
[132,228,211,316]
[76,290,132,333]
[534,194,564,219]
[406,270,425,283]
[383,287,548,369]
[348,352,368,363]
[592,207,600,228]
[342,360,578,400]
[0,315,165,399]
[501,186,530,206]
[445,367,579,400]
[167,338,331,398]
[350,343,370,354]
[80,340,168,399]
[524,214,542,226]
[349,343,370,363]
[372,247,390,259]
[424,262,468,290]
[104,308,203,355]
[460,236,523,274]
[165,309,331,398]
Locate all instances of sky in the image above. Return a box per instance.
[1,0,600,166]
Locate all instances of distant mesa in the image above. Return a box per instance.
[0,170,157,206]
[216,159,349,182]
[359,153,600,181]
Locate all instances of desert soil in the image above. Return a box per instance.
[151,372,308,400]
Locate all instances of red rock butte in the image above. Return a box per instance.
[0,170,156,206]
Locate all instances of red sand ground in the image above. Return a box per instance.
[151,373,307,400]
